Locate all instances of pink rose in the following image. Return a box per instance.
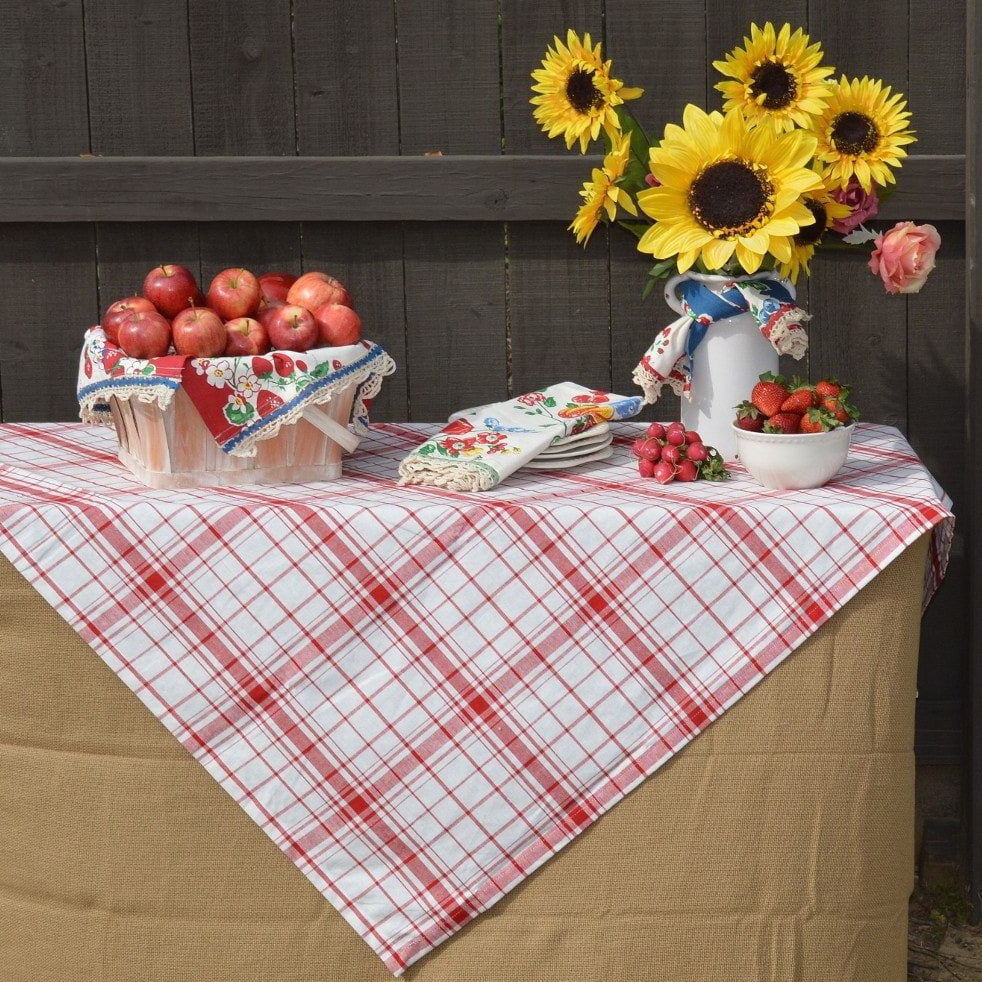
[868,222,941,294]
[831,178,879,234]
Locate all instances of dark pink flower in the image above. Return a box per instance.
[831,178,880,235]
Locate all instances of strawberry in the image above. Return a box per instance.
[820,395,859,424]
[815,378,842,399]
[257,390,285,417]
[750,372,789,417]
[798,407,842,433]
[734,400,763,432]
[762,412,802,434]
[780,385,817,414]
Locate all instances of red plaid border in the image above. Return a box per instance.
[0,421,952,974]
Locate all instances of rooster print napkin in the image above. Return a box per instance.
[397,382,643,491]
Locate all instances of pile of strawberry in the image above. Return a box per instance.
[631,421,729,484]
[735,373,859,434]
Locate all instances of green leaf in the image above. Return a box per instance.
[617,220,650,241]
[647,257,678,279]
[543,397,557,408]
[641,278,657,302]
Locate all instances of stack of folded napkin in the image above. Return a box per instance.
[397,382,643,492]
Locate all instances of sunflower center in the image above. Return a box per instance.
[830,111,879,155]
[749,60,798,110]
[565,68,604,114]
[794,199,828,247]
[688,160,774,237]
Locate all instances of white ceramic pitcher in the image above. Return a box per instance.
[663,270,791,460]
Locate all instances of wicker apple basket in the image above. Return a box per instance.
[108,384,362,489]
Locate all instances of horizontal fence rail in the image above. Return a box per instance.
[0,154,965,222]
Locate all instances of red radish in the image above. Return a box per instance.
[684,430,700,444]
[101,296,156,344]
[257,272,297,304]
[646,422,665,440]
[685,442,708,462]
[631,438,646,458]
[661,445,681,465]
[665,424,686,446]
[638,458,656,478]
[653,461,676,484]
[676,459,699,482]
[637,438,662,462]
[117,310,171,358]
[143,264,201,318]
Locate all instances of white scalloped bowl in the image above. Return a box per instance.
[732,423,855,490]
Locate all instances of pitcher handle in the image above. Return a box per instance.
[663,269,795,315]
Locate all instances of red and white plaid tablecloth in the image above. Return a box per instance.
[0,421,952,974]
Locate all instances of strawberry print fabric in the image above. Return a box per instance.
[77,327,396,456]
[633,278,809,403]
[397,382,643,491]
[0,420,952,974]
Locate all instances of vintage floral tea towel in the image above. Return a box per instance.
[78,327,395,456]
[397,382,643,491]
[632,277,809,404]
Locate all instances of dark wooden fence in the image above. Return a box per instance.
[0,0,970,865]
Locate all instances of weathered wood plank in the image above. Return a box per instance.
[198,223,302,299]
[606,0,707,415]
[907,222,967,763]
[0,0,89,156]
[0,0,93,421]
[501,0,610,394]
[301,224,409,421]
[0,154,963,222]
[293,0,399,155]
[0,224,98,421]
[909,0,965,154]
[398,0,506,420]
[188,0,297,156]
[807,0,908,430]
[968,0,982,919]
[82,0,194,155]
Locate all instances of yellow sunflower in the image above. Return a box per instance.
[569,135,638,245]
[531,29,643,153]
[713,22,834,132]
[778,168,851,282]
[810,76,915,191]
[636,105,823,274]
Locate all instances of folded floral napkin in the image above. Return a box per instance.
[397,382,643,491]
[78,327,395,457]
[632,277,809,404]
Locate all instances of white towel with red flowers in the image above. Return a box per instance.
[397,383,643,491]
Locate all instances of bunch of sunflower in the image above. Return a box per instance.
[531,23,916,282]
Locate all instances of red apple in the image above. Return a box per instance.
[172,306,226,357]
[258,272,297,303]
[207,267,261,321]
[313,302,362,347]
[101,296,156,344]
[224,317,269,356]
[117,310,172,359]
[286,271,352,311]
[266,304,319,352]
[143,264,201,318]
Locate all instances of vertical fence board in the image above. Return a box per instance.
[909,0,965,154]
[398,0,506,419]
[502,0,610,394]
[908,223,969,763]
[807,0,908,429]
[301,224,409,420]
[293,0,399,155]
[83,0,201,335]
[294,0,407,419]
[0,0,94,421]
[606,0,707,412]
[188,0,297,156]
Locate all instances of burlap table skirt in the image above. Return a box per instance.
[0,536,928,982]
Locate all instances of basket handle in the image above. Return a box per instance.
[301,406,362,453]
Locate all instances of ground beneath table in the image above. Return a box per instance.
[909,886,982,980]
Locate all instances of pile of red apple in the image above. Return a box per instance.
[99,265,362,359]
